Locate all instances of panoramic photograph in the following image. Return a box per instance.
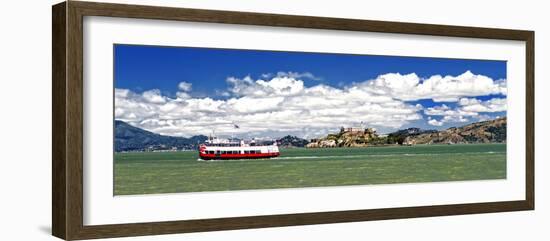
[113,44,507,195]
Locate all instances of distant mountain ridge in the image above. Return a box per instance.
[115,120,207,152]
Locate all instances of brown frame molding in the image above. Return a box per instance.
[52,1,535,240]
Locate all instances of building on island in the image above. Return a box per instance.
[340,127,376,135]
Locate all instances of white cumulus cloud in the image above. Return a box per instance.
[458,97,507,113]
[425,97,506,126]
[178,81,192,92]
[261,71,321,80]
[141,89,166,104]
[428,118,444,126]
[358,71,506,102]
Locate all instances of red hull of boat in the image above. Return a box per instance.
[199,152,280,160]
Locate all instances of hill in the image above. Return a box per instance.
[404,117,506,145]
[276,135,309,147]
[385,128,438,145]
[115,120,207,152]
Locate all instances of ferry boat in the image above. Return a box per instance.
[198,136,280,160]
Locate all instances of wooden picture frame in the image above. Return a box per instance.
[52,1,534,240]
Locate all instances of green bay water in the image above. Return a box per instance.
[114,143,506,195]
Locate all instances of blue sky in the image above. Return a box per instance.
[114,44,507,138]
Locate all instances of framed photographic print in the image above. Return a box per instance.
[52,1,534,240]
